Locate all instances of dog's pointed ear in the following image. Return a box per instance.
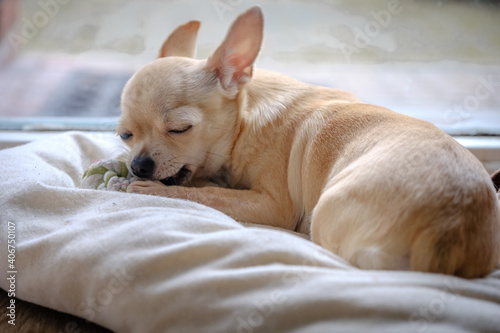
[158,21,201,58]
[491,168,500,192]
[205,6,263,91]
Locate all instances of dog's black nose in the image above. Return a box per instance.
[131,156,155,179]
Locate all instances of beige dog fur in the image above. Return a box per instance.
[118,6,500,278]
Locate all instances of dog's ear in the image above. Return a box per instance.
[205,6,263,91]
[158,21,200,58]
[491,169,500,192]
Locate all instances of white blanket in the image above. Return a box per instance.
[1,132,499,332]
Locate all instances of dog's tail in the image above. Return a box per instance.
[410,195,500,279]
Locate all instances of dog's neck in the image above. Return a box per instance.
[198,69,357,187]
[238,69,309,133]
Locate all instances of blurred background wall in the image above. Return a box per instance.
[0,0,499,136]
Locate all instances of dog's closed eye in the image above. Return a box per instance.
[168,125,193,134]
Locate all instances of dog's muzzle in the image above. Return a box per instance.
[131,156,191,186]
[131,155,155,179]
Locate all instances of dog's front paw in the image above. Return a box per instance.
[127,180,167,196]
[127,180,187,199]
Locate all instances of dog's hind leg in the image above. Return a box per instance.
[310,147,500,278]
[310,164,414,271]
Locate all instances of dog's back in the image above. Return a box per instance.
[304,103,500,278]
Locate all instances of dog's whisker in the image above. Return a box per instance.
[202,151,229,160]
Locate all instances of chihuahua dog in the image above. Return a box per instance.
[118,6,500,278]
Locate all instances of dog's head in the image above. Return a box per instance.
[117,6,263,185]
